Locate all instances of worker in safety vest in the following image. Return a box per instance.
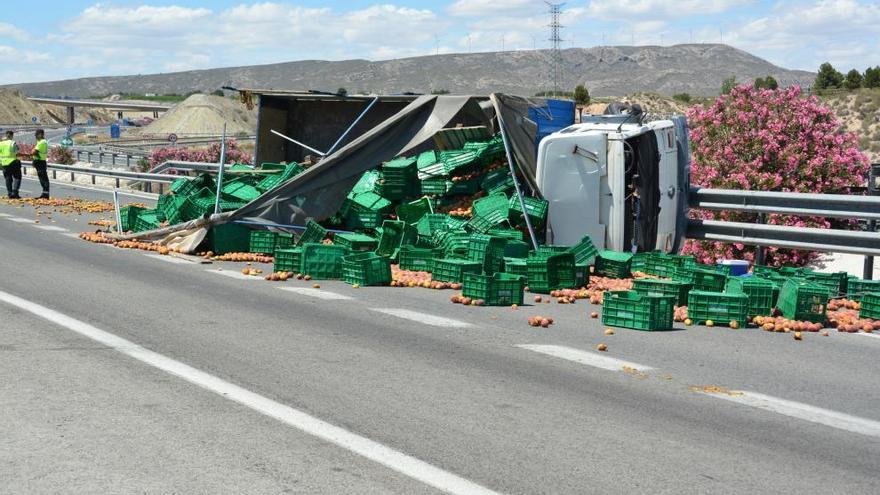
[0,130,22,199]
[32,129,50,198]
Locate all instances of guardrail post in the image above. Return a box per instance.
[91,174,96,185]
[755,213,766,266]
[116,178,120,188]
[145,182,152,193]
[52,169,56,179]
[864,221,876,280]
[98,152,103,165]
[87,151,92,163]
[111,154,116,166]
[158,183,164,195]
[126,155,131,168]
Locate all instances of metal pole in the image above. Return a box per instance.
[325,97,378,156]
[214,124,227,215]
[494,98,539,250]
[113,189,123,233]
[270,129,326,157]
[864,219,876,280]
[755,213,766,266]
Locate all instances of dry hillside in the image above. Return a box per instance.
[140,94,257,136]
[0,89,58,124]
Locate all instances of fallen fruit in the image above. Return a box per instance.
[539,318,550,328]
[729,320,739,329]
[684,318,693,326]
[821,331,829,337]
[352,283,360,289]
[794,331,802,341]
[604,328,614,336]
[590,311,599,319]
[534,296,542,303]
[706,320,714,327]
[597,343,607,352]
[511,304,518,310]
[312,283,320,289]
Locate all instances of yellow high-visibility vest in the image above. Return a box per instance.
[35,139,48,161]
[0,139,15,166]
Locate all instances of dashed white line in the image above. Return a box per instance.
[32,225,69,232]
[279,286,353,300]
[62,233,83,239]
[855,332,880,340]
[6,217,35,224]
[517,344,655,372]
[143,253,190,264]
[206,269,262,280]
[702,390,880,438]
[0,213,10,217]
[370,308,472,328]
[0,289,499,495]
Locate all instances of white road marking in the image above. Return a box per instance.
[19,176,159,201]
[143,254,190,264]
[279,287,353,301]
[0,289,498,495]
[517,344,655,372]
[0,213,10,217]
[206,269,262,280]
[702,390,880,438]
[855,332,880,340]
[61,233,83,239]
[6,217,35,224]
[370,308,472,328]
[32,225,68,232]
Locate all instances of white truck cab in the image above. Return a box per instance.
[535,114,688,254]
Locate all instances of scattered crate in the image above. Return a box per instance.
[725,277,776,319]
[207,223,251,255]
[467,234,508,275]
[503,257,529,280]
[398,246,441,272]
[462,273,526,306]
[296,220,328,246]
[431,258,482,283]
[644,252,694,278]
[395,197,434,225]
[847,278,880,301]
[594,251,632,279]
[119,205,145,232]
[342,253,392,286]
[567,236,599,265]
[300,243,349,279]
[526,253,576,293]
[333,233,378,252]
[800,270,848,297]
[777,279,831,323]
[602,291,675,331]
[673,266,727,292]
[274,247,303,273]
[508,195,548,226]
[632,278,691,306]
[686,291,749,326]
[860,293,880,320]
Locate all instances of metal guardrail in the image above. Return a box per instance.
[73,148,146,168]
[21,160,177,194]
[689,188,880,221]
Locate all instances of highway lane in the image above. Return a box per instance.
[1,183,879,493]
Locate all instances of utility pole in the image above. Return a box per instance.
[546,1,565,97]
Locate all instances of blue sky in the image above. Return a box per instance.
[3,1,879,85]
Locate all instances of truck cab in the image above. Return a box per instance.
[535,114,689,254]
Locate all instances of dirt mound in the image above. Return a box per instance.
[0,89,58,125]
[142,94,256,136]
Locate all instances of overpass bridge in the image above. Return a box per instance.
[28,97,173,123]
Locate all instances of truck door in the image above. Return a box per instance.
[655,127,679,252]
[537,132,608,248]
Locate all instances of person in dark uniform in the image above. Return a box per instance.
[32,129,50,198]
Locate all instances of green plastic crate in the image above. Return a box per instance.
[503,240,530,259]
[296,220,328,246]
[419,177,449,196]
[132,210,161,233]
[334,233,377,252]
[222,180,261,202]
[249,230,278,254]
[466,234,508,275]
[726,277,777,319]
[526,253,576,293]
[480,168,512,193]
[673,266,727,292]
[800,270,848,297]
[119,205,145,232]
[777,279,830,323]
[207,223,251,255]
[603,291,675,331]
[860,293,880,320]
[687,291,749,326]
[630,251,652,273]
[644,252,695,278]
[472,193,509,218]
[344,209,383,230]
[462,273,526,306]
[466,210,509,234]
[487,228,523,242]
[508,196,548,226]
[376,220,417,258]
[432,258,482,283]
[416,214,450,237]
[567,236,599,265]
[536,245,570,256]
[574,263,590,288]
[274,247,302,273]
[503,257,529,280]
[847,278,880,301]
[751,265,780,277]
[300,243,349,279]
[633,278,691,306]
[342,253,391,286]
[446,177,481,196]
[594,251,633,279]
[439,150,478,174]
[441,231,472,259]
[395,197,434,225]
[398,246,441,272]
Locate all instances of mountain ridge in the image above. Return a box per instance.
[5,44,814,98]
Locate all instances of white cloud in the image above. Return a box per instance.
[0,22,28,42]
[447,0,536,17]
[588,0,745,20]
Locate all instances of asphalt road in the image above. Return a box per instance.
[1,180,879,494]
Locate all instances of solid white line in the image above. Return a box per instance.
[279,287,353,301]
[517,344,655,372]
[20,175,159,201]
[6,217,35,223]
[0,289,499,495]
[206,269,262,280]
[143,253,190,265]
[702,390,880,438]
[32,225,69,232]
[0,213,10,217]
[61,233,83,239]
[855,332,880,340]
[370,308,472,328]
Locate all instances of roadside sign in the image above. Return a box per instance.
[168,133,178,143]
[60,137,73,147]
[32,116,38,123]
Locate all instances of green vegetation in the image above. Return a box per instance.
[815,62,845,90]
[573,85,590,105]
[336,87,348,97]
[720,76,737,95]
[753,76,778,90]
[845,69,864,90]
[672,93,691,103]
[533,90,574,98]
